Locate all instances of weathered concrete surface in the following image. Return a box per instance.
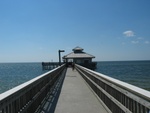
[54,68,108,113]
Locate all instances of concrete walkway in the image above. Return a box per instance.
[54,68,108,113]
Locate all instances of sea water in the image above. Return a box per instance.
[95,61,150,91]
[0,63,48,94]
[0,61,150,94]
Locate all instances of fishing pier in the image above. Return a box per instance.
[42,62,60,70]
[0,64,150,113]
[0,47,150,113]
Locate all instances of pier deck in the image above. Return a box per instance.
[54,68,108,113]
[39,68,108,113]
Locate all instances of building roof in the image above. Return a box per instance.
[63,47,95,59]
[63,52,95,59]
[72,46,84,51]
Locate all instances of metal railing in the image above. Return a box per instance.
[0,64,66,113]
[76,64,150,113]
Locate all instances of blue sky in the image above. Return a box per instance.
[0,0,150,62]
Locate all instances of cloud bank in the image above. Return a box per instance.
[122,30,149,45]
[123,30,135,37]
[131,41,139,44]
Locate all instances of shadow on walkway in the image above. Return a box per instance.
[36,68,67,113]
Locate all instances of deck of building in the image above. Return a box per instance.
[38,68,108,113]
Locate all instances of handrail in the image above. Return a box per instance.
[0,64,66,113]
[76,64,150,113]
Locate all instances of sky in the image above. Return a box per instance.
[0,0,150,62]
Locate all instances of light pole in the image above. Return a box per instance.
[58,50,65,66]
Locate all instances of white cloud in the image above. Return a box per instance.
[145,41,149,44]
[123,30,135,37]
[131,40,139,44]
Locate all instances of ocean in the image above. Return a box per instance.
[0,61,150,94]
[95,61,150,91]
[0,63,48,94]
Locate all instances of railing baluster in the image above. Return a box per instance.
[76,64,150,113]
[0,64,66,113]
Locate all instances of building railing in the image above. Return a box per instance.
[0,64,66,113]
[75,64,150,113]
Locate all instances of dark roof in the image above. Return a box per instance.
[72,46,84,51]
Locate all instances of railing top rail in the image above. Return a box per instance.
[76,64,150,100]
[0,64,65,101]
